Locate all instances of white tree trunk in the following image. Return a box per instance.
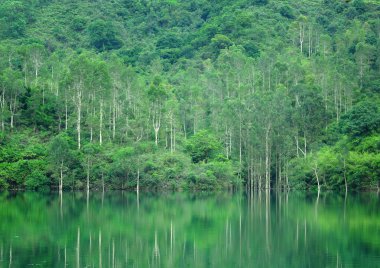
[99,100,103,145]
[313,164,321,193]
[76,91,82,150]
[265,124,271,190]
[87,158,90,192]
[59,161,64,192]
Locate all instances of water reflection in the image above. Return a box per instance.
[0,191,379,267]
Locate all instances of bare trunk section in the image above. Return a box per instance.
[87,158,90,193]
[0,89,5,131]
[59,160,64,192]
[99,100,103,145]
[265,124,271,191]
[299,23,305,54]
[75,89,82,150]
[65,97,68,131]
[313,163,321,194]
[153,111,161,146]
[112,90,116,140]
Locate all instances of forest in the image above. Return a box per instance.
[0,0,379,191]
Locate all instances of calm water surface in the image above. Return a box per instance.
[0,191,379,268]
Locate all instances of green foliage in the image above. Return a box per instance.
[253,0,269,5]
[186,130,223,163]
[25,168,49,190]
[346,151,380,188]
[355,135,380,153]
[87,19,122,51]
[290,144,380,190]
[211,34,233,50]
[0,1,29,38]
[0,132,48,189]
[140,151,192,190]
[279,5,296,19]
[49,133,75,165]
[339,100,380,138]
[0,0,379,191]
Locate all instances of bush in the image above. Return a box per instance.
[346,152,380,189]
[25,170,49,190]
[186,130,223,163]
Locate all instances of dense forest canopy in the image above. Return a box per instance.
[0,0,379,191]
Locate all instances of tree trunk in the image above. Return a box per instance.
[99,100,103,145]
[299,23,304,54]
[308,25,312,58]
[170,113,173,153]
[153,108,161,146]
[343,159,348,194]
[313,164,321,193]
[173,126,176,152]
[136,168,140,194]
[102,173,105,194]
[112,98,116,140]
[0,90,4,131]
[303,133,307,158]
[154,127,159,146]
[239,118,242,165]
[87,158,90,192]
[59,160,64,192]
[65,100,68,131]
[76,91,82,150]
[265,124,271,190]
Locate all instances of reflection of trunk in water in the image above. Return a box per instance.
[76,227,80,268]
[112,239,115,268]
[86,191,89,217]
[153,230,160,266]
[125,242,128,265]
[59,191,63,220]
[315,193,319,219]
[99,231,102,268]
[193,240,196,263]
[89,232,92,263]
[296,219,299,251]
[64,244,67,267]
[344,191,347,223]
[265,191,270,255]
[304,219,307,246]
[170,220,174,257]
[137,191,140,212]
[239,211,242,264]
[8,244,12,268]
[182,234,186,260]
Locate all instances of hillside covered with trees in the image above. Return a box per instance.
[0,0,379,191]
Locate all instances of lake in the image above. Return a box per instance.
[0,191,379,267]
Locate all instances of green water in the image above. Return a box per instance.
[0,192,379,268]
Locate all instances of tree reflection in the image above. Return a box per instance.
[0,191,379,267]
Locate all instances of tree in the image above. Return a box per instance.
[87,19,122,51]
[49,133,74,191]
[147,76,168,146]
[82,143,101,192]
[186,130,222,163]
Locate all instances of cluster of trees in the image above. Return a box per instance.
[0,0,379,191]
